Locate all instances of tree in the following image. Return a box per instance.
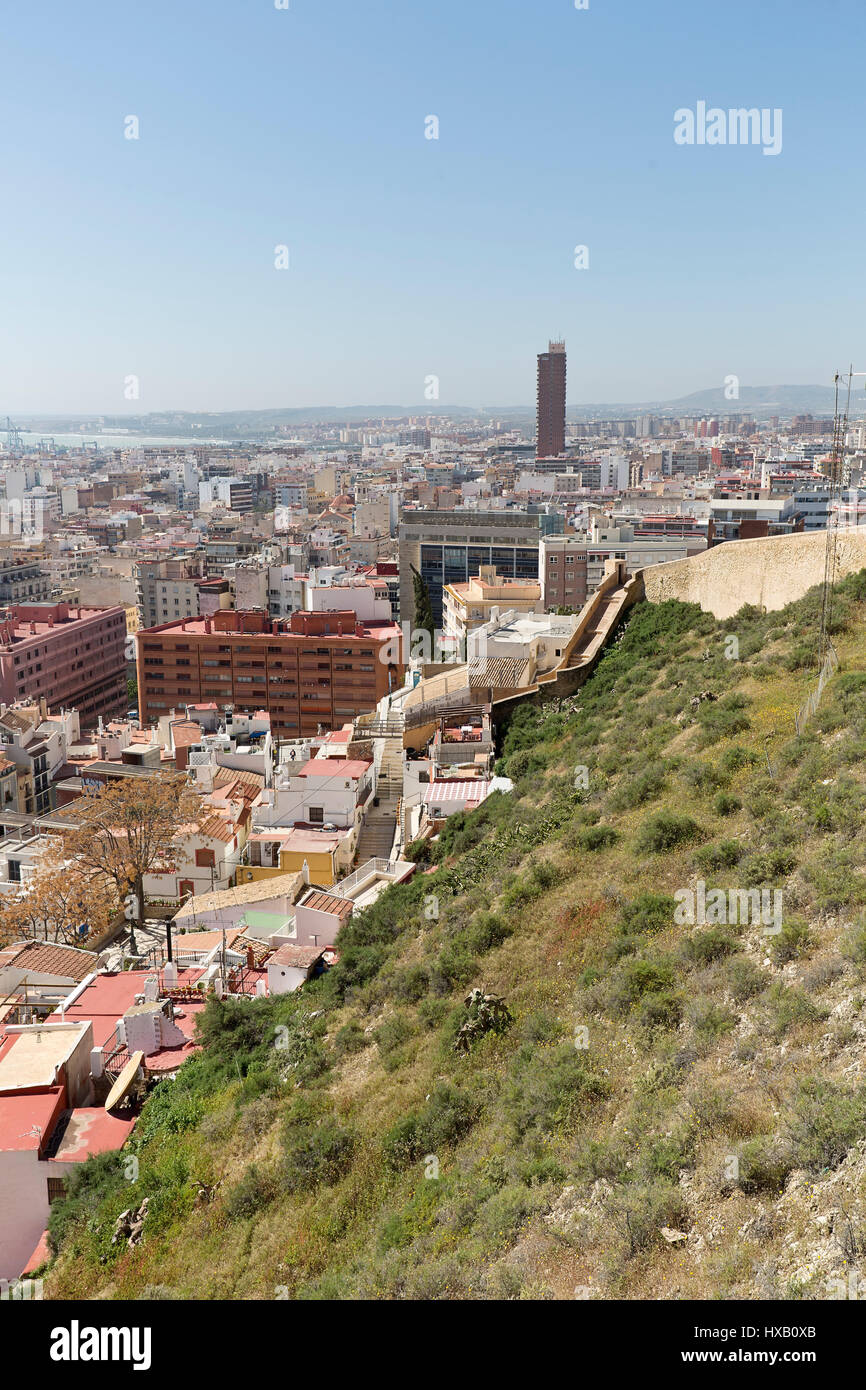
[0,845,118,947]
[59,774,199,951]
[411,565,435,647]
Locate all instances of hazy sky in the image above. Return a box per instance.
[2,0,863,414]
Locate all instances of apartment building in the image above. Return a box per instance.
[353,498,392,539]
[134,553,209,627]
[540,524,707,609]
[203,534,258,576]
[199,478,254,512]
[707,496,802,545]
[0,603,127,729]
[398,508,540,626]
[137,608,404,737]
[539,535,590,610]
[0,555,53,606]
[241,754,374,883]
[536,340,567,459]
[442,566,543,646]
[274,479,308,510]
[229,557,306,619]
[43,547,102,587]
[371,561,400,620]
[0,705,80,816]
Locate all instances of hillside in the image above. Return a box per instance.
[43,573,866,1302]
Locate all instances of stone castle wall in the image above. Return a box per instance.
[641,528,866,619]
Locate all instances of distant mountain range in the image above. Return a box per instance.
[13,385,850,438]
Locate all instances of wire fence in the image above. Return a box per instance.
[794,642,840,737]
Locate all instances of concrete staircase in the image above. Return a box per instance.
[355,732,403,864]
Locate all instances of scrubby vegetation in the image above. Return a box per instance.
[43,571,866,1300]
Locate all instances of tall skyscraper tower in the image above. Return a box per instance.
[536,340,566,458]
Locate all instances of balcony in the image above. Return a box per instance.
[331,856,415,908]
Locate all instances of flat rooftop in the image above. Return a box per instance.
[49,1107,136,1163]
[0,1022,90,1091]
[0,1088,64,1152]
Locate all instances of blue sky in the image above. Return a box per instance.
[2,0,864,413]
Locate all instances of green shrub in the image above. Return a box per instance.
[771,918,812,965]
[404,837,432,864]
[47,1151,128,1255]
[519,1009,564,1045]
[788,1079,866,1172]
[694,839,743,872]
[604,1180,690,1254]
[617,892,676,937]
[681,927,738,966]
[332,944,390,998]
[465,912,513,954]
[742,849,797,886]
[638,990,683,1030]
[609,762,667,811]
[383,1083,478,1167]
[223,1163,277,1221]
[713,792,742,817]
[579,824,619,851]
[519,1155,567,1186]
[635,811,703,855]
[681,760,727,793]
[390,964,431,1003]
[375,1013,415,1058]
[687,996,736,1044]
[842,917,866,966]
[417,996,450,1029]
[766,982,826,1038]
[720,746,759,775]
[696,694,751,745]
[737,1139,793,1193]
[333,1021,369,1058]
[474,1184,534,1243]
[431,940,477,992]
[282,1120,356,1192]
[608,954,677,1014]
[505,1043,609,1137]
[725,956,768,1003]
[507,748,546,780]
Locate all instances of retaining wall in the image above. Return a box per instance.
[642,528,866,619]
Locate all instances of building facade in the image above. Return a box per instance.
[536,339,567,459]
[398,509,540,626]
[0,604,127,728]
[137,608,404,737]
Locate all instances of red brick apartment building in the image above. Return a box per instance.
[0,602,127,727]
[137,609,404,736]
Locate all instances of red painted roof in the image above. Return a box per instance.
[21,1229,51,1275]
[58,969,207,1067]
[0,1089,64,1152]
[48,1107,136,1163]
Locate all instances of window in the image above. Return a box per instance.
[195,848,215,868]
[47,1177,67,1204]
[308,806,324,823]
